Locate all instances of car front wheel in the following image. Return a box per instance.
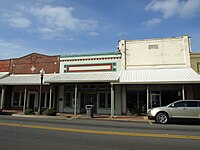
[155,112,168,124]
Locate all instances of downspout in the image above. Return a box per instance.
[188,36,192,67]
[124,40,127,70]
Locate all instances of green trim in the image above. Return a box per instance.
[61,52,121,58]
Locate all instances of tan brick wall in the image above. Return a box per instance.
[190,52,200,74]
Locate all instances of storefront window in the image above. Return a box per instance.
[99,92,111,109]
[13,92,20,106]
[41,93,45,107]
[65,93,72,107]
[20,92,24,106]
[107,93,111,108]
[47,93,50,108]
[161,91,181,106]
[99,93,106,108]
[127,92,137,112]
[139,91,147,112]
[80,93,85,109]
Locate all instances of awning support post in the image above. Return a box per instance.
[182,85,185,100]
[0,86,5,110]
[49,85,52,109]
[74,84,78,116]
[111,84,115,118]
[23,86,27,114]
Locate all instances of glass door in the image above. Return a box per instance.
[29,93,35,110]
[150,94,161,108]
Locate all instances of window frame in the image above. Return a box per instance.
[12,91,24,107]
[98,92,111,109]
[64,92,74,108]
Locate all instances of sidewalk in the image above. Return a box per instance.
[57,113,149,122]
[1,109,149,123]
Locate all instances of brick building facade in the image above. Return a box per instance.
[0,53,60,74]
[10,53,60,74]
[0,53,60,111]
[0,59,10,72]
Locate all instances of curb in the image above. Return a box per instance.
[11,114,149,123]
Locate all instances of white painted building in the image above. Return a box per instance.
[117,35,200,115]
[119,35,191,69]
[47,52,122,115]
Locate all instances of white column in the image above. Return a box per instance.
[23,86,27,114]
[49,85,52,109]
[0,86,5,110]
[182,85,185,100]
[58,85,64,112]
[147,85,149,112]
[74,84,77,116]
[114,85,122,115]
[111,84,115,118]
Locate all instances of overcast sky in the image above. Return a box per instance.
[0,0,200,59]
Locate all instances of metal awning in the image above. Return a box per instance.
[119,68,200,84]
[1,68,199,85]
[45,72,119,83]
[0,74,59,85]
[0,72,9,79]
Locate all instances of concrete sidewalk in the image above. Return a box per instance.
[1,109,149,123]
[57,113,149,122]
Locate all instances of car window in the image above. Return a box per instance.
[173,101,187,107]
[187,101,199,107]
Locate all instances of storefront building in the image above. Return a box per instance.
[46,52,121,116]
[1,35,200,116]
[0,53,60,112]
[116,35,200,115]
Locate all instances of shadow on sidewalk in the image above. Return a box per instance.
[0,109,23,115]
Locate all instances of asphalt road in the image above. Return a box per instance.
[0,115,199,150]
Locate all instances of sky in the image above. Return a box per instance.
[0,0,200,59]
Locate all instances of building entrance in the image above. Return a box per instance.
[126,91,147,115]
[86,94,96,113]
[28,93,36,110]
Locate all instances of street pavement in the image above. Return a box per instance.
[0,114,199,150]
[2,109,150,123]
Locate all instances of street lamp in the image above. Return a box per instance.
[38,68,45,115]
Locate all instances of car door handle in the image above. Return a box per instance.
[183,108,187,110]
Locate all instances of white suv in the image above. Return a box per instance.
[147,100,200,124]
